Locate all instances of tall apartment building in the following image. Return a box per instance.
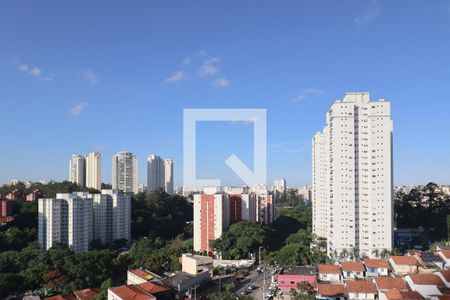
[273,179,286,191]
[38,193,93,252]
[312,92,393,258]
[112,151,138,194]
[193,186,272,252]
[146,155,174,194]
[164,159,174,195]
[86,152,102,190]
[69,154,86,187]
[38,190,131,252]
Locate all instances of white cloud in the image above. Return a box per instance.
[18,64,29,72]
[212,78,229,88]
[165,71,187,83]
[198,57,220,76]
[17,62,53,81]
[292,95,306,103]
[82,69,100,85]
[269,141,307,154]
[69,102,89,116]
[302,88,325,94]
[355,0,382,25]
[182,57,192,66]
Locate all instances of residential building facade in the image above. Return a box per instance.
[112,151,138,194]
[312,92,393,257]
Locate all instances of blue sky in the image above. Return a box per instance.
[1,0,450,187]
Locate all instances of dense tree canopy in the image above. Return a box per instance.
[395,182,450,242]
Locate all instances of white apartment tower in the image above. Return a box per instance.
[273,179,286,191]
[39,190,131,252]
[312,92,393,258]
[86,152,102,190]
[164,159,174,194]
[112,151,138,194]
[69,154,86,187]
[38,193,93,252]
[146,154,174,194]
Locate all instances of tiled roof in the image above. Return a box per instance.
[130,269,155,281]
[384,290,424,300]
[44,295,76,300]
[437,270,450,282]
[318,264,341,274]
[73,288,100,300]
[341,261,365,272]
[317,284,345,296]
[409,274,444,286]
[375,277,408,290]
[137,282,171,294]
[345,280,378,294]
[440,250,450,259]
[109,285,155,300]
[390,256,418,266]
[364,258,389,268]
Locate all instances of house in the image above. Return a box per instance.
[389,256,419,275]
[345,280,378,300]
[375,277,408,292]
[180,253,213,275]
[73,288,100,300]
[127,269,162,285]
[316,283,345,300]
[383,290,424,300]
[436,270,450,287]
[277,266,316,291]
[341,262,365,280]
[318,264,342,283]
[108,284,156,300]
[374,277,409,300]
[364,259,389,277]
[405,274,445,299]
[162,268,211,297]
[409,251,445,270]
[437,250,450,268]
[45,295,76,300]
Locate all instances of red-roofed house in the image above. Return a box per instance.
[108,285,156,300]
[438,250,450,268]
[375,277,409,300]
[345,280,378,300]
[436,270,450,288]
[364,259,389,277]
[405,274,445,299]
[127,269,162,285]
[341,261,365,280]
[73,288,100,300]
[389,256,419,275]
[318,264,342,283]
[316,283,345,300]
[383,290,424,300]
[44,295,76,300]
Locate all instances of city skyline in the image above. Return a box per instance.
[1,1,450,186]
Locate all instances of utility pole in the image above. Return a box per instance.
[262,268,266,300]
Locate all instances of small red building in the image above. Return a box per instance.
[6,189,24,200]
[0,200,13,217]
[277,266,316,291]
[26,189,45,201]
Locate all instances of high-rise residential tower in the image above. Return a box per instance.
[112,151,138,194]
[146,154,174,194]
[312,92,393,258]
[85,152,102,190]
[69,154,86,187]
[147,154,164,192]
[164,159,174,195]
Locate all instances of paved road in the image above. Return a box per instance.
[234,266,273,299]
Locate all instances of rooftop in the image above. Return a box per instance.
[440,250,450,259]
[390,256,418,266]
[345,280,377,294]
[375,277,408,290]
[364,258,389,269]
[341,261,365,272]
[109,285,155,300]
[318,264,341,274]
[280,266,315,276]
[384,290,424,300]
[408,274,444,286]
[317,284,345,297]
[137,282,172,295]
[73,288,100,300]
[436,270,450,282]
[129,269,160,281]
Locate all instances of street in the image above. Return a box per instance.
[234,266,274,299]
